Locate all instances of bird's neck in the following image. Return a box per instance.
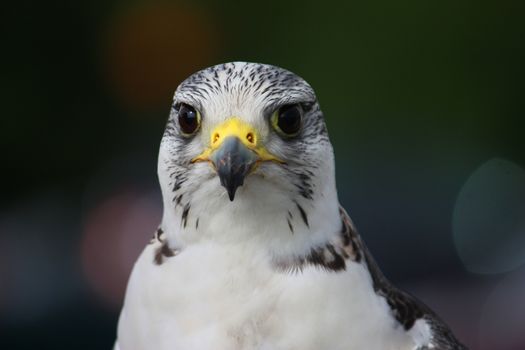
[159,176,342,260]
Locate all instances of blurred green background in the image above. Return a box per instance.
[1,0,524,349]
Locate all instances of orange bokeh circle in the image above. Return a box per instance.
[103,2,219,111]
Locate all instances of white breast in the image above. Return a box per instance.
[116,239,419,350]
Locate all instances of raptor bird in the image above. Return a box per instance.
[115,62,467,350]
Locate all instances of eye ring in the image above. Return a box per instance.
[271,104,303,137]
[177,103,201,136]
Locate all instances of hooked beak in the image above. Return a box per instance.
[192,118,283,201]
[210,136,257,201]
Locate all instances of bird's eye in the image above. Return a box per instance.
[271,104,303,137]
[177,103,201,136]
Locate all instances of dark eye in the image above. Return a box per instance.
[177,103,201,136]
[272,104,302,136]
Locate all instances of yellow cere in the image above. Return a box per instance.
[192,117,284,164]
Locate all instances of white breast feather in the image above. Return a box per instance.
[117,235,421,350]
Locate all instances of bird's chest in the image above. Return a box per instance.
[120,243,283,349]
[119,243,413,350]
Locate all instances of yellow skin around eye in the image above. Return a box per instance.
[270,108,302,137]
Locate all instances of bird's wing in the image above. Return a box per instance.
[339,207,468,350]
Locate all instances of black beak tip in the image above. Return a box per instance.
[227,189,236,201]
[219,170,243,202]
[225,177,244,201]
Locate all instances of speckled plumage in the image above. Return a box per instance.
[115,62,467,350]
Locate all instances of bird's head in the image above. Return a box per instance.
[158,62,340,248]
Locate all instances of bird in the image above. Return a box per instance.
[115,62,467,350]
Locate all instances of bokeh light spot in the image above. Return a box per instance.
[103,2,219,111]
[479,269,525,350]
[453,158,525,274]
[81,190,161,309]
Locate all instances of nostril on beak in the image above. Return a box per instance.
[213,133,220,144]
[246,132,254,144]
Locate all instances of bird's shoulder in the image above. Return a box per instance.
[338,207,468,350]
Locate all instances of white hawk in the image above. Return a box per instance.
[115,62,467,350]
